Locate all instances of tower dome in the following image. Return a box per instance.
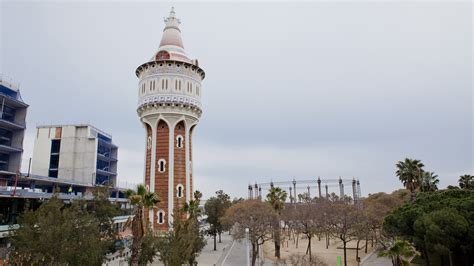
[135,7,205,231]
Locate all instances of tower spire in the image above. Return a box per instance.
[164,6,180,27]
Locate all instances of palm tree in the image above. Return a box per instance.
[125,184,160,266]
[378,238,417,266]
[420,172,439,192]
[266,186,287,259]
[396,158,424,200]
[458,174,474,190]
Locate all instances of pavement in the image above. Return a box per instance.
[360,248,391,266]
[196,234,234,265]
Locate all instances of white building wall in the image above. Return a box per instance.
[31,125,115,186]
[31,128,53,177]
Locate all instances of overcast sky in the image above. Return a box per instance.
[1,1,472,199]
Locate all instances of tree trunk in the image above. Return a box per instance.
[365,237,368,253]
[252,243,258,266]
[213,233,217,251]
[130,209,143,266]
[308,236,312,261]
[343,241,347,266]
[449,251,453,266]
[296,234,299,248]
[218,232,222,243]
[274,220,281,258]
[356,239,360,265]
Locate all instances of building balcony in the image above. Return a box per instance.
[0,118,25,130]
[97,152,118,162]
[0,144,22,153]
[97,168,117,176]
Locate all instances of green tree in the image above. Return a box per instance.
[158,191,206,265]
[414,208,469,266]
[396,158,424,200]
[205,191,231,251]
[84,187,121,253]
[125,184,160,266]
[266,186,287,259]
[10,196,113,265]
[420,172,439,192]
[378,238,417,266]
[458,174,474,190]
[383,189,474,265]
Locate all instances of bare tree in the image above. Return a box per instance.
[327,203,364,266]
[222,200,276,266]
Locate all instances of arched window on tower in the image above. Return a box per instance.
[196,86,200,96]
[161,79,164,90]
[158,159,166,173]
[176,184,184,198]
[156,50,170,61]
[157,210,165,224]
[176,135,184,148]
[165,79,168,90]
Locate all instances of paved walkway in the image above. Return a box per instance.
[361,248,391,266]
[197,234,233,265]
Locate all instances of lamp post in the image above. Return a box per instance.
[245,228,250,266]
[292,179,296,203]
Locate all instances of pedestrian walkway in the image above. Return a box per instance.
[361,248,391,266]
[197,234,233,265]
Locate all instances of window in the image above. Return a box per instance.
[176,135,183,148]
[157,210,165,224]
[196,86,200,96]
[158,159,166,173]
[176,184,184,198]
[165,79,168,90]
[161,79,165,90]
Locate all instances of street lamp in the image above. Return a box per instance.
[292,179,296,203]
[245,228,250,266]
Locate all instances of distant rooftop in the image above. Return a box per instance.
[36,123,114,139]
[0,76,27,105]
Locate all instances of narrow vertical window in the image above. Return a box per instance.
[176,135,184,148]
[176,184,184,198]
[158,159,166,173]
[157,210,165,224]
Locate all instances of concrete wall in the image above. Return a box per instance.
[31,128,53,177]
[58,125,96,184]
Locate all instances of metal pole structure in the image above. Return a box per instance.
[254,183,258,199]
[289,186,292,203]
[270,181,274,189]
[317,177,322,198]
[307,185,310,199]
[325,184,328,199]
[249,185,253,199]
[339,177,343,199]
[258,186,262,199]
[245,228,250,266]
[352,178,357,205]
[292,179,297,203]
